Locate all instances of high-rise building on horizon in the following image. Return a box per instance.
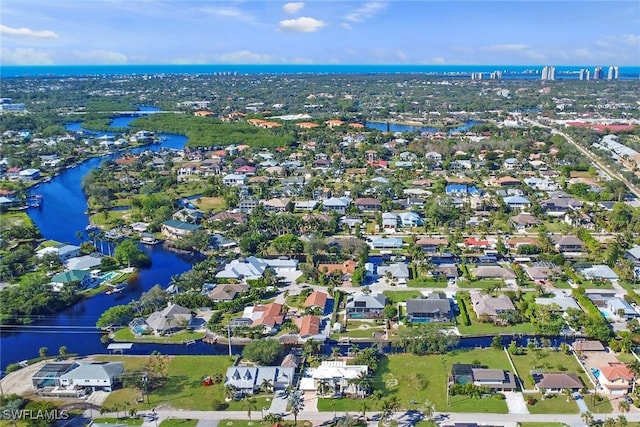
[541,66,555,81]
[608,66,619,80]
[593,66,604,80]
[471,72,483,80]
[490,70,503,80]
[579,69,590,81]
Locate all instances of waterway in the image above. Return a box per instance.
[0,112,240,372]
[365,120,482,133]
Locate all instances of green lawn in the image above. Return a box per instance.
[321,350,511,413]
[614,352,637,364]
[518,423,567,427]
[552,281,573,289]
[383,290,422,304]
[159,420,198,427]
[98,355,236,411]
[583,393,613,414]
[457,279,506,289]
[218,421,312,427]
[225,396,273,412]
[112,328,205,343]
[406,279,448,288]
[509,349,589,390]
[526,393,579,414]
[580,280,614,290]
[455,318,535,335]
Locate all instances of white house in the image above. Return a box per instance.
[299,361,368,396]
[58,362,124,392]
[223,173,247,186]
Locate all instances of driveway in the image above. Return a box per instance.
[504,392,529,414]
[573,392,589,413]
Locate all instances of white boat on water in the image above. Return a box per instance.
[140,235,161,245]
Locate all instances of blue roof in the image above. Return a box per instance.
[162,220,201,231]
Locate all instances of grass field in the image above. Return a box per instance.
[456,279,506,289]
[383,290,422,304]
[112,328,206,344]
[93,418,143,425]
[525,393,579,414]
[583,394,613,414]
[509,348,589,390]
[218,421,312,427]
[406,279,448,288]
[98,355,236,411]
[319,350,511,413]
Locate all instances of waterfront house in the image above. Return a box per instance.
[161,220,201,239]
[406,293,452,323]
[533,372,583,393]
[243,302,285,334]
[346,293,387,319]
[451,364,516,392]
[303,291,329,313]
[368,237,404,250]
[296,315,325,341]
[36,243,81,262]
[215,256,270,281]
[551,235,584,257]
[469,292,515,320]
[65,255,103,271]
[207,283,249,302]
[299,360,368,396]
[472,266,517,282]
[377,262,410,282]
[50,269,96,291]
[415,237,448,253]
[146,303,192,335]
[224,366,295,397]
[18,168,41,181]
[58,361,124,392]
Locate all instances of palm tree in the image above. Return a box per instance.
[371,389,384,408]
[422,399,435,421]
[628,360,640,394]
[224,384,238,401]
[581,411,594,427]
[288,391,304,426]
[379,399,394,426]
[617,415,628,427]
[359,399,369,420]
[241,396,258,421]
[316,379,333,397]
[331,346,341,361]
[618,399,630,414]
[260,379,274,394]
[348,371,371,398]
[387,396,401,414]
[337,413,357,427]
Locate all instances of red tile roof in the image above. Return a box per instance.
[303,291,328,309]
[297,315,321,337]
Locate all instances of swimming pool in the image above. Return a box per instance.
[599,310,611,319]
[591,367,601,379]
[100,271,119,281]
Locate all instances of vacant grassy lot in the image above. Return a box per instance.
[113,328,205,343]
[93,418,143,426]
[406,279,448,288]
[218,421,312,427]
[98,355,236,410]
[159,420,198,427]
[583,394,613,414]
[457,279,505,289]
[525,393,579,414]
[383,290,422,304]
[318,349,511,413]
[509,348,589,390]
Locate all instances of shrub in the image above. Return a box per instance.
[527,397,537,406]
[211,399,228,411]
[493,393,506,400]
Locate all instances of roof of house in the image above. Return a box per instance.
[535,296,581,311]
[59,362,124,381]
[51,269,90,284]
[162,220,201,232]
[581,264,619,281]
[208,283,249,301]
[354,197,382,206]
[346,293,387,310]
[311,360,368,381]
[215,256,270,279]
[406,297,451,315]
[146,304,192,332]
[297,315,321,337]
[65,255,103,271]
[470,292,515,316]
[317,260,357,275]
[572,340,606,352]
[473,266,516,280]
[551,235,584,247]
[535,373,583,390]
[510,213,541,226]
[599,363,634,382]
[377,262,410,279]
[304,291,328,309]
[252,303,284,328]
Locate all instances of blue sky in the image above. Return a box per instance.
[1,0,639,66]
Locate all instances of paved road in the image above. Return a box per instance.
[92,408,639,427]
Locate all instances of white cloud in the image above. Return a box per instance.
[0,24,58,39]
[345,2,387,23]
[74,50,128,64]
[480,44,528,52]
[340,22,352,30]
[215,50,274,64]
[283,2,304,14]
[0,47,54,64]
[431,57,446,64]
[201,6,254,23]
[278,17,326,33]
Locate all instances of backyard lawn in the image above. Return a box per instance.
[509,348,589,390]
[98,355,236,411]
[319,349,512,413]
[383,290,423,304]
[112,328,206,344]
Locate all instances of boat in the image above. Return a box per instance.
[86,224,99,232]
[105,285,125,295]
[185,340,196,346]
[140,234,161,245]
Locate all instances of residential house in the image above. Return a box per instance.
[451,364,516,392]
[262,197,291,213]
[300,361,368,396]
[588,293,639,320]
[222,173,247,187]
[463,238,491,251]
[161,220,201,239]
[238,197,259,213]
[469,292,516,319]
[406,293,452,323]
[58,362,124,392]
[65,255,103,271]
[523,264,561,283]
[208,283,249,302]
[172,208,204,224]
[317,260,357,280]
[535,296,582,315]
[346,293,387,319]
[533,372,583,393]
[377,262,410,283]
[36,244,81,262]
[32,362,78,389]
[368,237,404,250]
[510,213,541,230]
[398,212,424,227]
[243,302,285,334]
[551,235,584,257]
[215,256,292,281]
[503,195,531,211]
[472,266,517,282]
[580,265,619,282]
[541,197,583,217]
[415,237,448,253]
[572,340,606,353]
[354,197,382,212]
[382,213,398,232]
[294,200,318,211]
[50,270,96,291]
[210,211,247,224]
[296,315,325,342]
[322,197,351,214]
[146,303,193,335]
[598,363,636,395]
[303,291,329,313]
[224,366,295,396]
[18,168,41,181]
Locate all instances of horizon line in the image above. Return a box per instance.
[3,63,639,67]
